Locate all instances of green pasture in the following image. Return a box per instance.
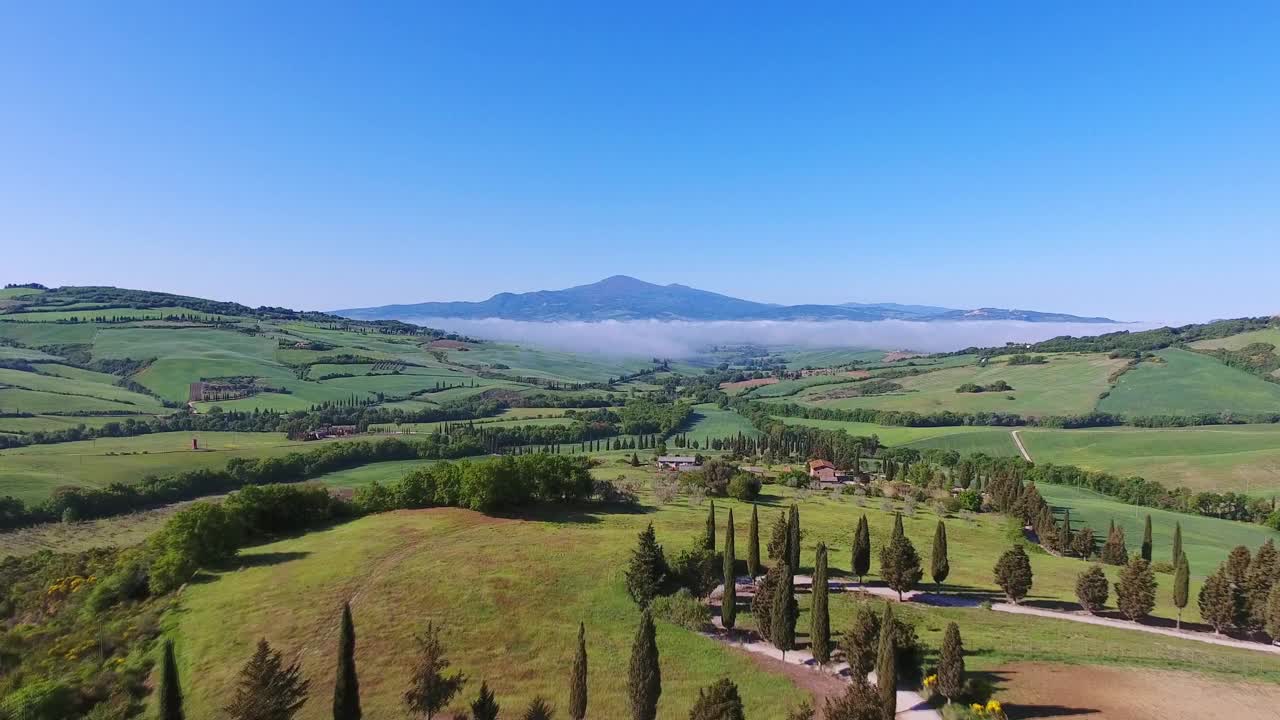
[796,353,1126,417]
[0,345,60,360]
[0,287,45,300]
[0,415,159,434]
[679,403,760,441]
[1021,424,1280,494]
[447,343,655,383]
[1100,349,1280,417]
[3,306,233,322]
[0,320,99,346]
[774,416,1019,454]
[1188,328,1280,352]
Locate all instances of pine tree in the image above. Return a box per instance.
[936,622,965,704]
[1115,555,1157,622]
[626,523,668,607]
[722,509,738,630]
[811,543,831,665]
[1141,515,1153,563]
[930,520,949,587]
[705,501,716,552]
[688,678,745,720]
[159,639,184,720]
[1058,509,1071,554]
[226,639,311,720]
[852,514,871,583]
[1173,552,1190,630]
[568,623,587,720]
[822,676,881,720]
[747,504,761,578]
[770,561,797,656]
[1246,540,1279,634]
[838,604,880,677]
[875,604,897,720]
[333,603,361,720]
[891,512,904,540]
[1266,584,1280,640]
[879,530,922,601]
[1225,545,1253,629]
[993,545,1033,603]
[1171,522,1183,567]
[521,697,554,720]
[471,681,500,720]
[628,610,661,720]
[1100,524,1127,565]
[404,623,466,720]
[787,504,801,571]
[1075,564,1109,614]
[1199,565,1236,634]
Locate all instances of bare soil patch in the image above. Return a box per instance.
[720,377,779,392]
[426,339,469,349]
[883,351,923,362]
[992,661,1280,720]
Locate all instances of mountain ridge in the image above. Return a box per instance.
[334,275,1120,324]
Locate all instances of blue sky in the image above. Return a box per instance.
[2,2,1277,322]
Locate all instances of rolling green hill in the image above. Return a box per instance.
[1099,348,1280,417]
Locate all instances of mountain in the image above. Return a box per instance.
[335,275,1119,323]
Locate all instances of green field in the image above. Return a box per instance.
[3,306,233,322]
[169,482,1280,720]
[1037,482,1280,580]
[440,343,654,383]
[774,416,1019,454]
[1021,424,1280,493]
[1189,328,1280,352]
[0,432,356,504]
[679,403,760,441]
[0,414,161,434]
[796,353,1127,417]
[1099,349,1280,417]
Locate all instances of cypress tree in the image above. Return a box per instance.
[159,639,184,720]
[705,501,716,552]
[333,602,361,720]
[1199,565,1236,634]
[1058,509,1071,554]
[787,504,801,571]
[471,681,500,720]
[770,561,797,656]
[891,512,904,540]
[1072,526,1095,560]
[936,622,964,704]
[569,623,587,720]
[1246,540,1279,634]
[811,543,831,664]
[1266,584,1280,640]
[875,604,897,720]
[625,523,668,607]
[1171,522,1183,567]
[993,545,1033,604]
[747,504,761,578]
[930,520,949,587]
[879,530,922,601]
[767,511,789,561]
[1141,515,1153,563]
[722,509,738,630]
[1173,552,1190,629]
[852,514,871,583]
[627,610,661,720]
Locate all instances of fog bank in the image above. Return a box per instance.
[411,317,1154,357]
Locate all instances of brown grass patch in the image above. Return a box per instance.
[992,661,1280,720]
[720,377,779,392]
[426,339,470,349]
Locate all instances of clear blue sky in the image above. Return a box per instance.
[3,2,1277,322]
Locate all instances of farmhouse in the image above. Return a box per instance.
[807,459,835,478]
[657,455,701,471]
[298,424,360,441]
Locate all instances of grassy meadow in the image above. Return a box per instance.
[679,403,761,440]
[1099,349,1280,417]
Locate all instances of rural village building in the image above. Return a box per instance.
[657,455,701,471]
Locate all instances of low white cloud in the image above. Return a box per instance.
[410,317,1156,357]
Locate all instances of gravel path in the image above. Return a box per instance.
[1011,429,1032,461]
[707,579,942,719]
[787,575,1280,657]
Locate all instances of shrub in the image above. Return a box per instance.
[671,545,719,598]
[957,490,981,512]
[726,473,762,501]
[1074,564,1109,613]
[1150,560,1175,575]
[593,478,640,506]
[0,680,75,720]
[649,589,711,631]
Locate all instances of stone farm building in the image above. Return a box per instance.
[657,455,701,471]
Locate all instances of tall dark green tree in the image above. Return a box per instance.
[1173,552,1190,630]
[568,623,587,720]
[471,681,500,720]
[993,545,1033,604]
[822,676,881,720]
[875,604,897,720]
[628,610,661,720]
[704,501,716,552]
[1171,522,1183,566]
[1246,540,1279,634]
[333,603,361,720]
[852,515,871,583]
[1100,524,1127,566]
[226,639,311,720]
[159,639,184,720]
[1140,515,1153,563]
[811,543,831,664]
[747,504,761,578]
[936,623,964,704]
[1199,565,1236,634]
[722,509,738,630]
[687,678,745,720]
[625,523,668,607]
[770,561,797,657]
[1058,509,1071,554]
[1075,564,1109,613]
[1266,584,1280,640]
[879,530,922,601]
[930,520,949,587]
[521,697,554,720]
[787,504,801,571]
[891,512,904,541]
[767,511,789,561]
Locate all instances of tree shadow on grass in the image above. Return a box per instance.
[1006,705,1101,719]
[497,501,657,525]
[233,551,312,569]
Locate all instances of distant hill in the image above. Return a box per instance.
[336,275,1119,323]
